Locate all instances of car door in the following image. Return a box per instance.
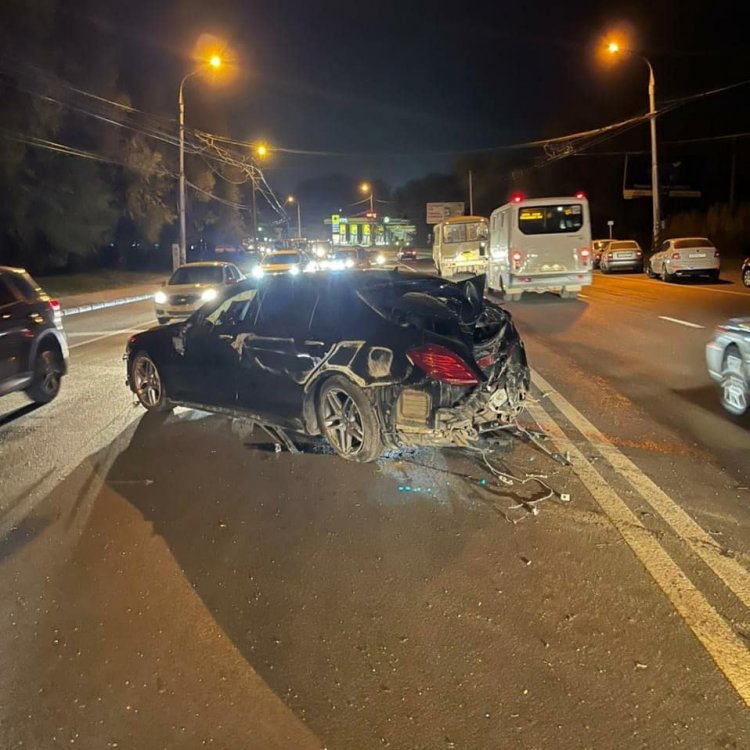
[0,275,29,388]
[653,240,669,270]
[175,285,260,407]
[235,276,321,421]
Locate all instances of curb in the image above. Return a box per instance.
[61,293,153,317]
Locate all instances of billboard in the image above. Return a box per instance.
[426,202,465,224]
[623,154,702,199]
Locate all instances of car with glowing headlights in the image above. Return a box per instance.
[253,249,312,278]
[322,246,382,271]
[125,271,529,462]
[154,262,244,325]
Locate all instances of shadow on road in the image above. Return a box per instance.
[0,402,42,429]
[103,411,496,748]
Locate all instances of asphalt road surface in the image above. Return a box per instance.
[1,271,749,749]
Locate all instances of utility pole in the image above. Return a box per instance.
[647,61,661,252]
[468,170,474,215]
[178,78,190,269]
[251,176,258,246]
[730,137,737,210]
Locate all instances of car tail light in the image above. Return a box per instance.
[636,251,643,257]
[671,252,680,260]
[407,344,479,385]
[579,248,590,259]
[714,250,720,258]
[607,252,613,259]
[49,299,60,313]
[511,250,523,270]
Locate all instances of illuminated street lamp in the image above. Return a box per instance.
[286,195,302,239]
[607,39,660,251]
[178,53,223,268]
[360,181,374,213]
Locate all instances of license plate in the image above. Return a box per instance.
[688,252,706,258]
[616,252,633,259]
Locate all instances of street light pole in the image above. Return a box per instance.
[646,58,661,252]
[296,201,302,238]
[178,73,196,269]
[607,42,660,251]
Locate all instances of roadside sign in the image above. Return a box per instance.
[426,202,465,224]
[607,220,614,227]
[331,214,340,226]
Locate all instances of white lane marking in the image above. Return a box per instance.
[68,331,143,337]
[531,369,750,609]
[527,396,750,706]
[69,324,153,350]
[658,316,705,329]
[597,274,750,298]
[578,293,591,300]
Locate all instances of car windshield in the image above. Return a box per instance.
[169,266,223,285]
[263,252,301,265]
[674,238,714,249]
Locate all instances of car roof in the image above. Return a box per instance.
[669,237,711,242]
[177,261,232,268]
[0,265,30,274]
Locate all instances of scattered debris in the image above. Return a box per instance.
[634,661,648,670]
[520,556,532,566]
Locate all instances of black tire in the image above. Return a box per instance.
[26,347,63,404]
[157,317,169,325]
[719,345,748,417]
[663,265,674,283]
[646,262,657,278]
[709,270,720,283]
[129,351,173,412]
[316,375,384,462]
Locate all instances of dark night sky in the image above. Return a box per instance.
[66,0,750,193]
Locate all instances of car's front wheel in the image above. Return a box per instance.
[26,347,63,404]
[130,352,172,412]
[719,345,748,417]
[317,375,384,462]
[743,267,750,288]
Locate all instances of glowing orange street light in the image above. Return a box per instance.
[209,54,222,69]
[604,36,660,251]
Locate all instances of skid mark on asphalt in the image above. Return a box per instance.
[528,372,750,706]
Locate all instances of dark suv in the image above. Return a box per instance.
[0,266,69,404]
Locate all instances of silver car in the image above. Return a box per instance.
[647,237,720,282]
[599,240,643,273]
[706,318,750,416]
[154,262,244,324]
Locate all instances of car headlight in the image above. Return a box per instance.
[252,266,264,278]
[201,288,218,302]
[154,291,167,304]
[304,262,317,273]
[345,259,354,268]
[289,265,300,275]
[376,254,385,265]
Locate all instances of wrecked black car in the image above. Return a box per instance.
[125,271,530,462]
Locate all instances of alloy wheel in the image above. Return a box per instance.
[41,351,61,395]
[720,353,748,416]
[322,388,365,456]
[132,355,162,409]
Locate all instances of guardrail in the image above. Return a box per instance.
[61,293,153,317]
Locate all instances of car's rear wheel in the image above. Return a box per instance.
[663,265,674,282]
[646,261,657,278]
[709,270,720,282]
[130,352,172,412]
[743,268,750,288]
[26,347,63,404]
[317,375,383,462]
[719,345,748,417]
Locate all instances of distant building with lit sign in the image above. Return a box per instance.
[324,214,416,246]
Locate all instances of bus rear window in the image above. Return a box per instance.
[518,204,583,235]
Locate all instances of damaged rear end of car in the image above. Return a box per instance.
[356,274,530,451]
